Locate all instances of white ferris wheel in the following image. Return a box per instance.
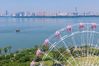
[35,23,99,66]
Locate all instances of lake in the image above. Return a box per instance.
[0,17,99,51]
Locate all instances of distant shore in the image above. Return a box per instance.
[0,15,99,18]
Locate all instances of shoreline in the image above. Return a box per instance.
[0,15,99,18]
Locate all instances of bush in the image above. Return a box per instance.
[15,53,25,60]
[5,55,11,59]
[18,55,30,62]
[0,55,5,60]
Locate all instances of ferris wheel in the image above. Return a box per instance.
[32,23,99,66]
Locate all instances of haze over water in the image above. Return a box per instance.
[0,17,99,51]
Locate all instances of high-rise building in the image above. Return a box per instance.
[5,10,9,16]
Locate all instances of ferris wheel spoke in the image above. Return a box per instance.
[47,40,63,54]
[80,31,85,64]
[50,43,74,66]
[91,31,95,56]
[42,41,57,60]
[86,24,90,62]
[54,46,75,66]
[70,33,82,56]
[81,31,85,57]
[80,32,83,56]
[47,55,61,64]
[91,38,99,64]
[45,41,74,66]
[60,37,80,66]
[89,31,93,56]
[86,25,89,57]
[82,31,86,56]
[88,25,91,55]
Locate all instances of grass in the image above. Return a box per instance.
[35,56,99,66]
[0,62,30,66]
[66,56,99,66]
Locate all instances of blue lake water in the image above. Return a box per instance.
[0,17,99,51]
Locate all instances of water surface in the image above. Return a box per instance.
[0,17,99,51]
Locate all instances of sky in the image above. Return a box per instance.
[0,0,99,13]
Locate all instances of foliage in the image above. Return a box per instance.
[0,45,99,66]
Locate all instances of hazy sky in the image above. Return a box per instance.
[0,0,99,13]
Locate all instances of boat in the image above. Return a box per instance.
[16,29,20,32]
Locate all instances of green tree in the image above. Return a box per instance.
[0,48,2,55]
[7,46,12,53]
[3,47,8,54]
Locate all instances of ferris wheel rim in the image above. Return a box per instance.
[47,23,98,41]
[42,30,99,59]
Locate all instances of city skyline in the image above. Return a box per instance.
[0,0,99,13]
